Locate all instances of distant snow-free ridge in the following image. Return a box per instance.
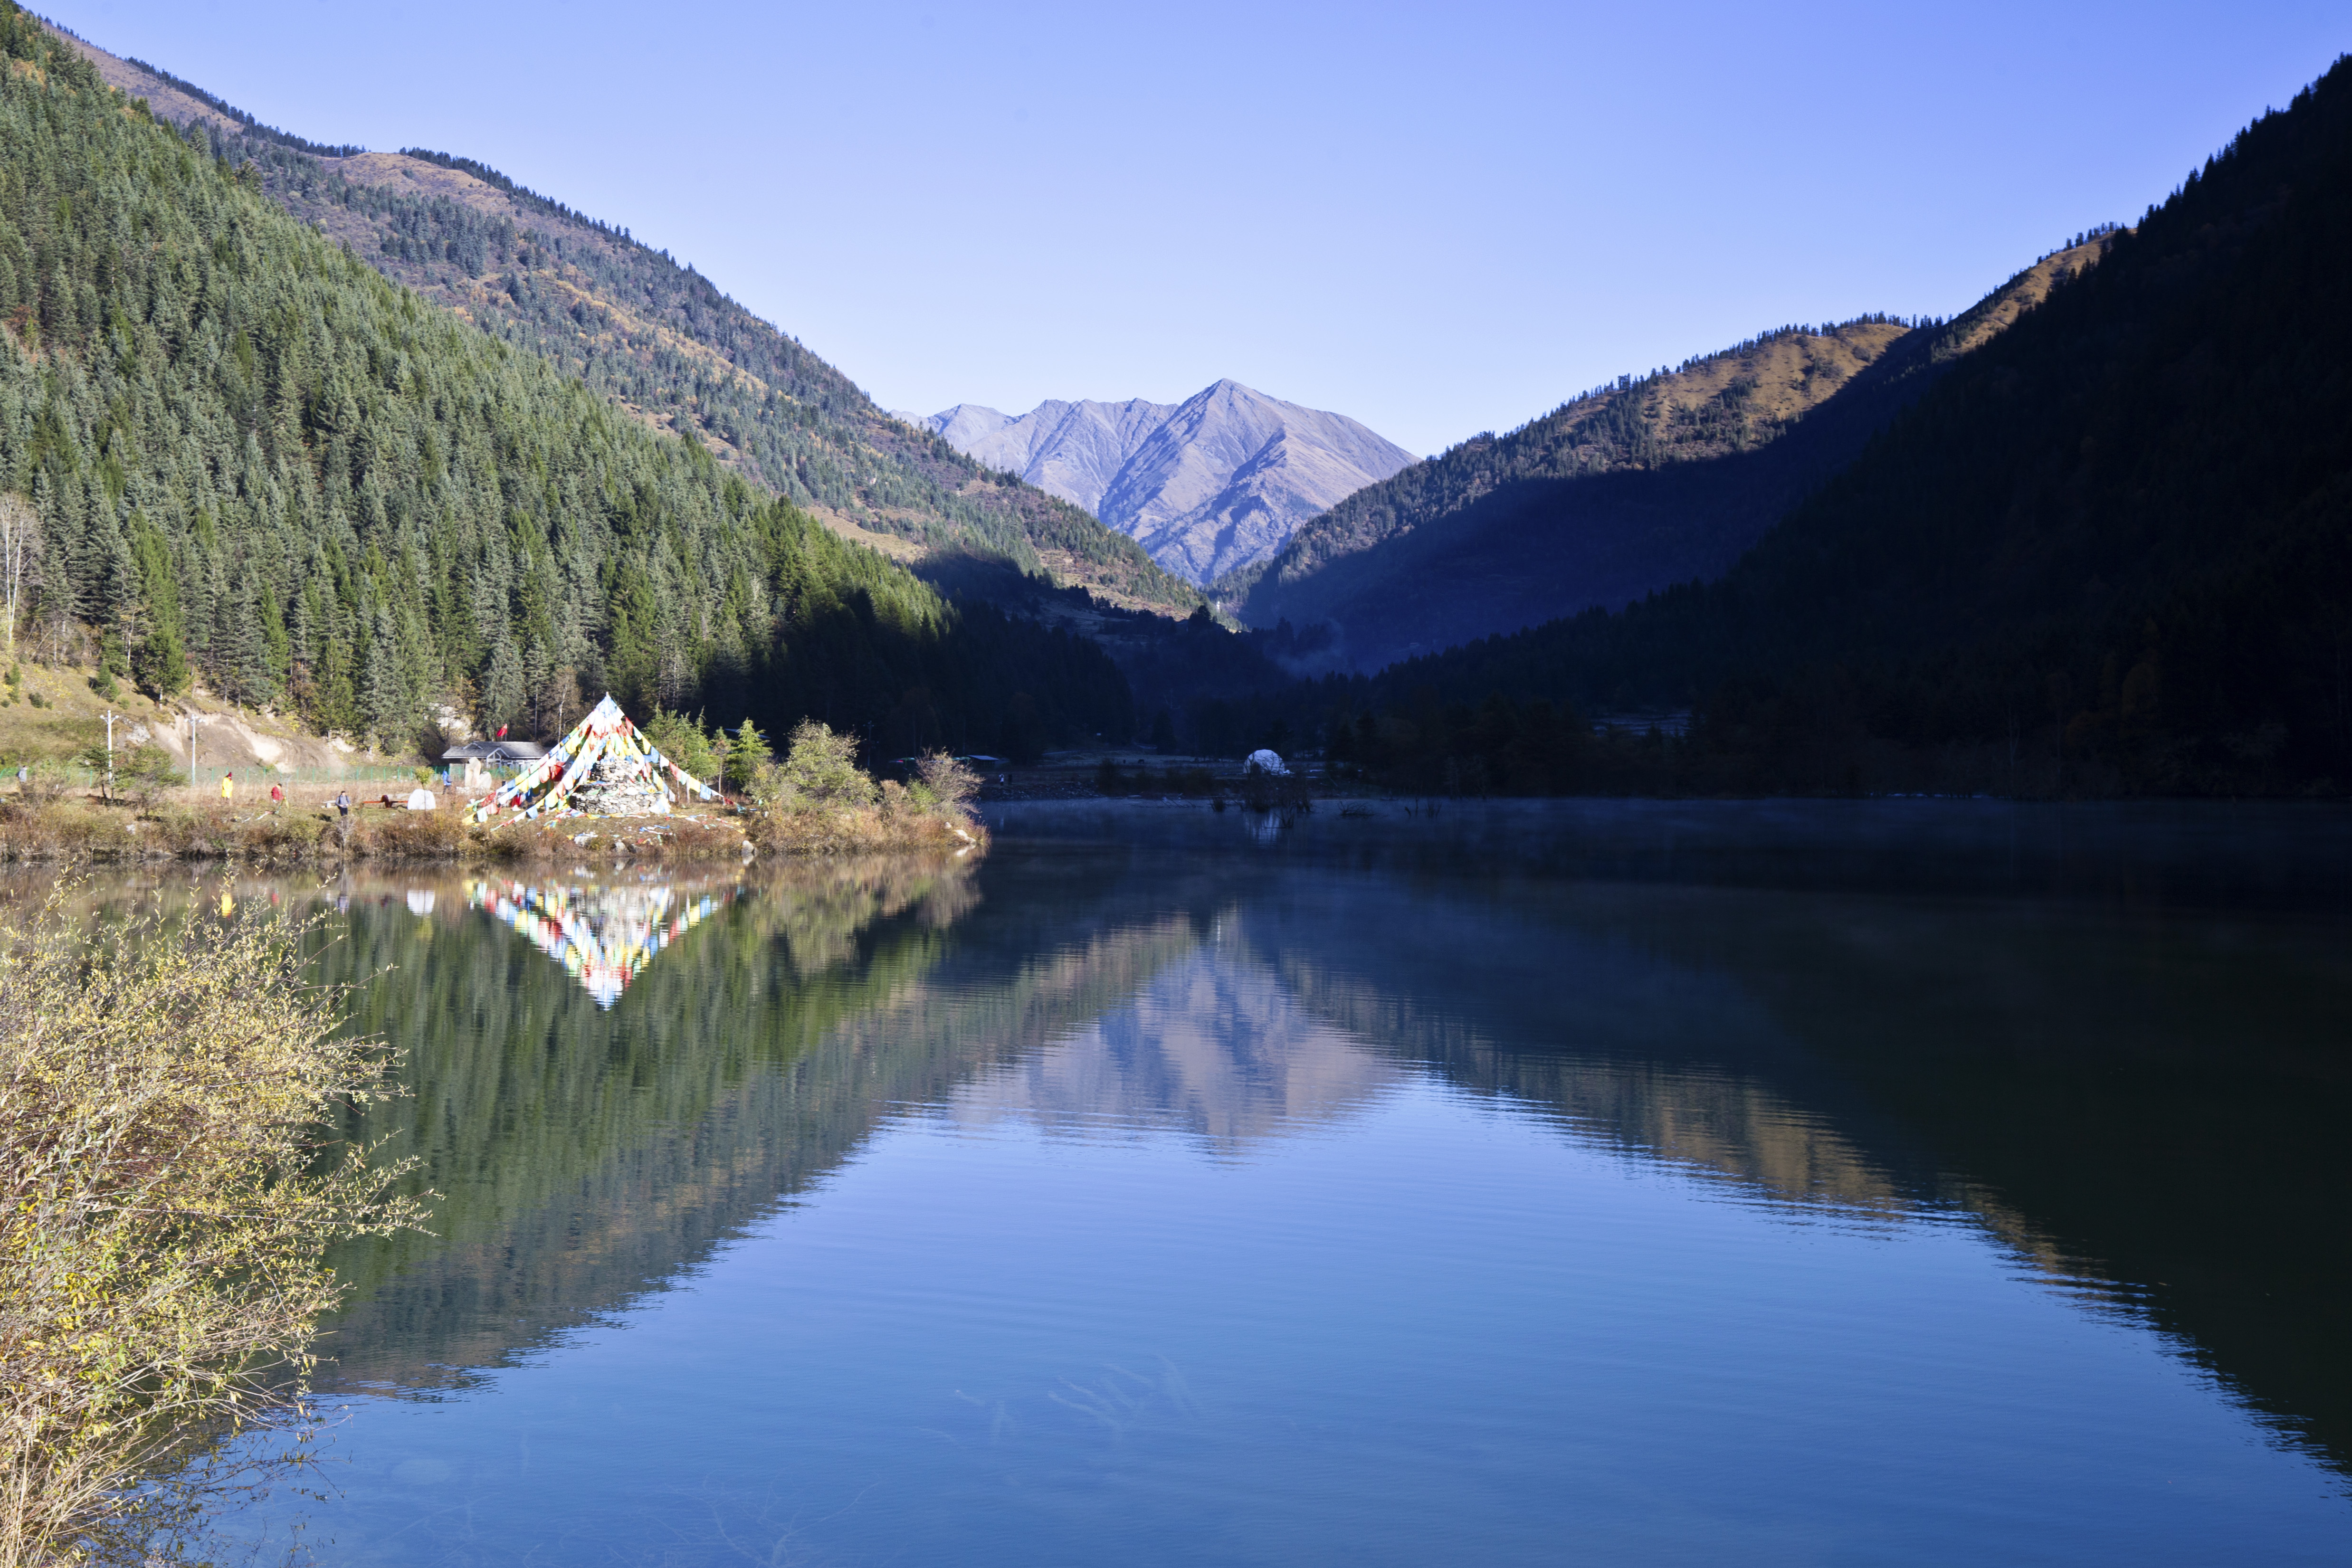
[911,380,1416,584]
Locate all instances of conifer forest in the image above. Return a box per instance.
[0,7,1130,760]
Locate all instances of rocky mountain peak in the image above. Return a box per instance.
[924,381,1413,584]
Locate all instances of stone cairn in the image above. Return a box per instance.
[571,750,670,817]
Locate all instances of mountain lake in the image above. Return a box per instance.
[36,798,2350,1566]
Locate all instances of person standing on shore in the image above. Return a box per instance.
[220,770,234,802]
[269,780,285,816]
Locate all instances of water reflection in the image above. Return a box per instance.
[213,817,2337,1489]
[27,802,2346,1562]
[1190,821,2352,1472]
[464,874,741,1007]
[306,855,1002,1392]
[947,943,1400,1149]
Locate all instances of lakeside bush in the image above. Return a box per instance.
[749,724,985,855]
[0,895,423,1565]
[479,813,751,862]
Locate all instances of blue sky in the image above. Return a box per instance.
[40,0,2349,455]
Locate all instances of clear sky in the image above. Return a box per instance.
[38,0,2349,455]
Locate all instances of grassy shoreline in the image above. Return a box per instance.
[0,795,989,866]
[0,798,730,866]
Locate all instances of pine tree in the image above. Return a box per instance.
[724,719,768,793]
[482,636,524,734]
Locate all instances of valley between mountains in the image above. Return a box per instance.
[0,3,2345,800]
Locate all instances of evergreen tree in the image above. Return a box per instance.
[724,719,768,793]
[481,636,524,734]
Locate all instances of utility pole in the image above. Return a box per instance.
[102,710,116,801]
[186,709,197,788]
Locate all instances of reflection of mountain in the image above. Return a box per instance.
[467,876,742,1008]
[948,945,1398,1149]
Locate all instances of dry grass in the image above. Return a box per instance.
[0,801,138,861]
[752,803,987,856]
[0,799,495,866]
[0,791,973,867]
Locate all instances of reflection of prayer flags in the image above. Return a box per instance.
[465,875,736,1009]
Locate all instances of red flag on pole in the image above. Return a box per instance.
[495,724,508,739]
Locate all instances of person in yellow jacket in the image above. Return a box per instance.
[220,770,234,801]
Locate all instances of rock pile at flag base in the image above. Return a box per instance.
[571,760,672,818]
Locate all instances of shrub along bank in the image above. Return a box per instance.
[743,724,987,856]
[0,896,424,1566]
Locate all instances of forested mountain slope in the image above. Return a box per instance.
[0,5,1129,757]
[42,19,1197,614]
[1346,55,2352,795]
[1220,240,2111,670]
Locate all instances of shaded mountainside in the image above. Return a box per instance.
[0,5,1130,759]
[1219,242,2112,671]
[924,379,1415,585]
[44,20,1197,615]
[1341,55,2352,795]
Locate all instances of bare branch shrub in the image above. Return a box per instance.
[0,894,425,1564]
[914,751,980,825]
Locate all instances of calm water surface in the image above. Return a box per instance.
[115,801,2352,1563]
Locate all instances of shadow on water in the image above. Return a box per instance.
[20,797,2349,1497]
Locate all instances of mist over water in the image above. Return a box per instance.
[80,799,2345,1565]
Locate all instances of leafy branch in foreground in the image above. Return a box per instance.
[0,894,425,1566]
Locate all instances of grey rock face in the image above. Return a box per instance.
[924,381,1413,584]
[932,399,1176,515]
